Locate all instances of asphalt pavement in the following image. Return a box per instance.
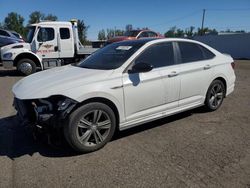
[0,61,250,188]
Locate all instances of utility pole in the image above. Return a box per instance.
[201,9,206,36]
[114,26,116,37]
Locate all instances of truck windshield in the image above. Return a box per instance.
[77,41,144,70]
[26,26,36,43]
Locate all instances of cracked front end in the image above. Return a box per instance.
[13,96,77,130]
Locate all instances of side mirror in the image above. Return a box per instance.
[129,62,153,73]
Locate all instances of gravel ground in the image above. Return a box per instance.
[0,61,250,188]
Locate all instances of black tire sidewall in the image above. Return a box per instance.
[17,58,36,75]
[205,80,225,111]
[64,102,116,153]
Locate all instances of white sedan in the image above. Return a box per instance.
[12,38,236,153]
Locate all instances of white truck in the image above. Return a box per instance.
[1,20,98,75]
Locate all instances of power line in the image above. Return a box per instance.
[206,8,250,11]
[146,10,200,28]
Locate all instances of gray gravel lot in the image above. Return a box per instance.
[0,61,250,188]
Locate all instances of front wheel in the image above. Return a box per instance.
[205,80,226,111]
[17,58,36,75]
[64,102,116,153]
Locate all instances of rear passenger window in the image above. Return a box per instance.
[135,42,175,68]
[60,28,70,39]
[199,45,215,60]
[178,42,204,63]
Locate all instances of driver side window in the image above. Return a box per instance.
[135,42,175,68]
[37,27,55,42]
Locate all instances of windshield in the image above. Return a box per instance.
[124,30,141,37]
[77,41,144,70]
[26,26,36,43]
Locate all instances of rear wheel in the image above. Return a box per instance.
[205,80,226,111]
[64,102,116,153]
[17,58,36,75]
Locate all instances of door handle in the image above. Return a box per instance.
[204,65,211,70]
[168,71,179,77]
[54,46,58,52]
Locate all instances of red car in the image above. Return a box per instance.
[107,30,163,44]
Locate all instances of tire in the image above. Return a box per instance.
[64,102,116,153]
[205,80,226,111]
[17,58,36,75]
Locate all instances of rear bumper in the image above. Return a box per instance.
[226,75,236,96]
[226,84,235,96]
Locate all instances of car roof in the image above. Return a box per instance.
[130,29,153,32]
[112,38,199,46]
[114,38,219,53]
[0,28,22,39]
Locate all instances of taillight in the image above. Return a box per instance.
[231,62,235,69]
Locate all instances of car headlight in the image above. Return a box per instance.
[3,52,13,59]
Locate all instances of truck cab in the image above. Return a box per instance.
[1,20,97,75]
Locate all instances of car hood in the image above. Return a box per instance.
[1,42,30,54]
[13,65,113,100]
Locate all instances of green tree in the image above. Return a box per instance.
[77,20,89,44]
[28,11,45,24]
[176,29,184,37]
[197,27,209,36]
[115,29,124,36]
[164,26,176,37]
[125,24,133,31]
[209,29,218,35]
[185,26,195,38]
[197,27,218,36]
[106,28,115,39]
[44,14,58,21]
[4,12,25,36]
[98,29,106,40]
[28,11,58,24]
[235,30,246,33]
[106,28,125,39]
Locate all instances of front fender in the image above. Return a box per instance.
[14,51,43,69]
[1,46,43,70]
[76,91,125,124]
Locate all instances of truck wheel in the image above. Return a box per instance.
[17,58,36,75]
[64,102,116,153]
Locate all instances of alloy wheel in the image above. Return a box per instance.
[76,110,112,147]
[209,83,224,108]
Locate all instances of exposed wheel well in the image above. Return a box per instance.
[213,77,227,96]
[75,97,120,129]
[14,53,41,68]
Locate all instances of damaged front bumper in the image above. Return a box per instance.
[13,96,77,131]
